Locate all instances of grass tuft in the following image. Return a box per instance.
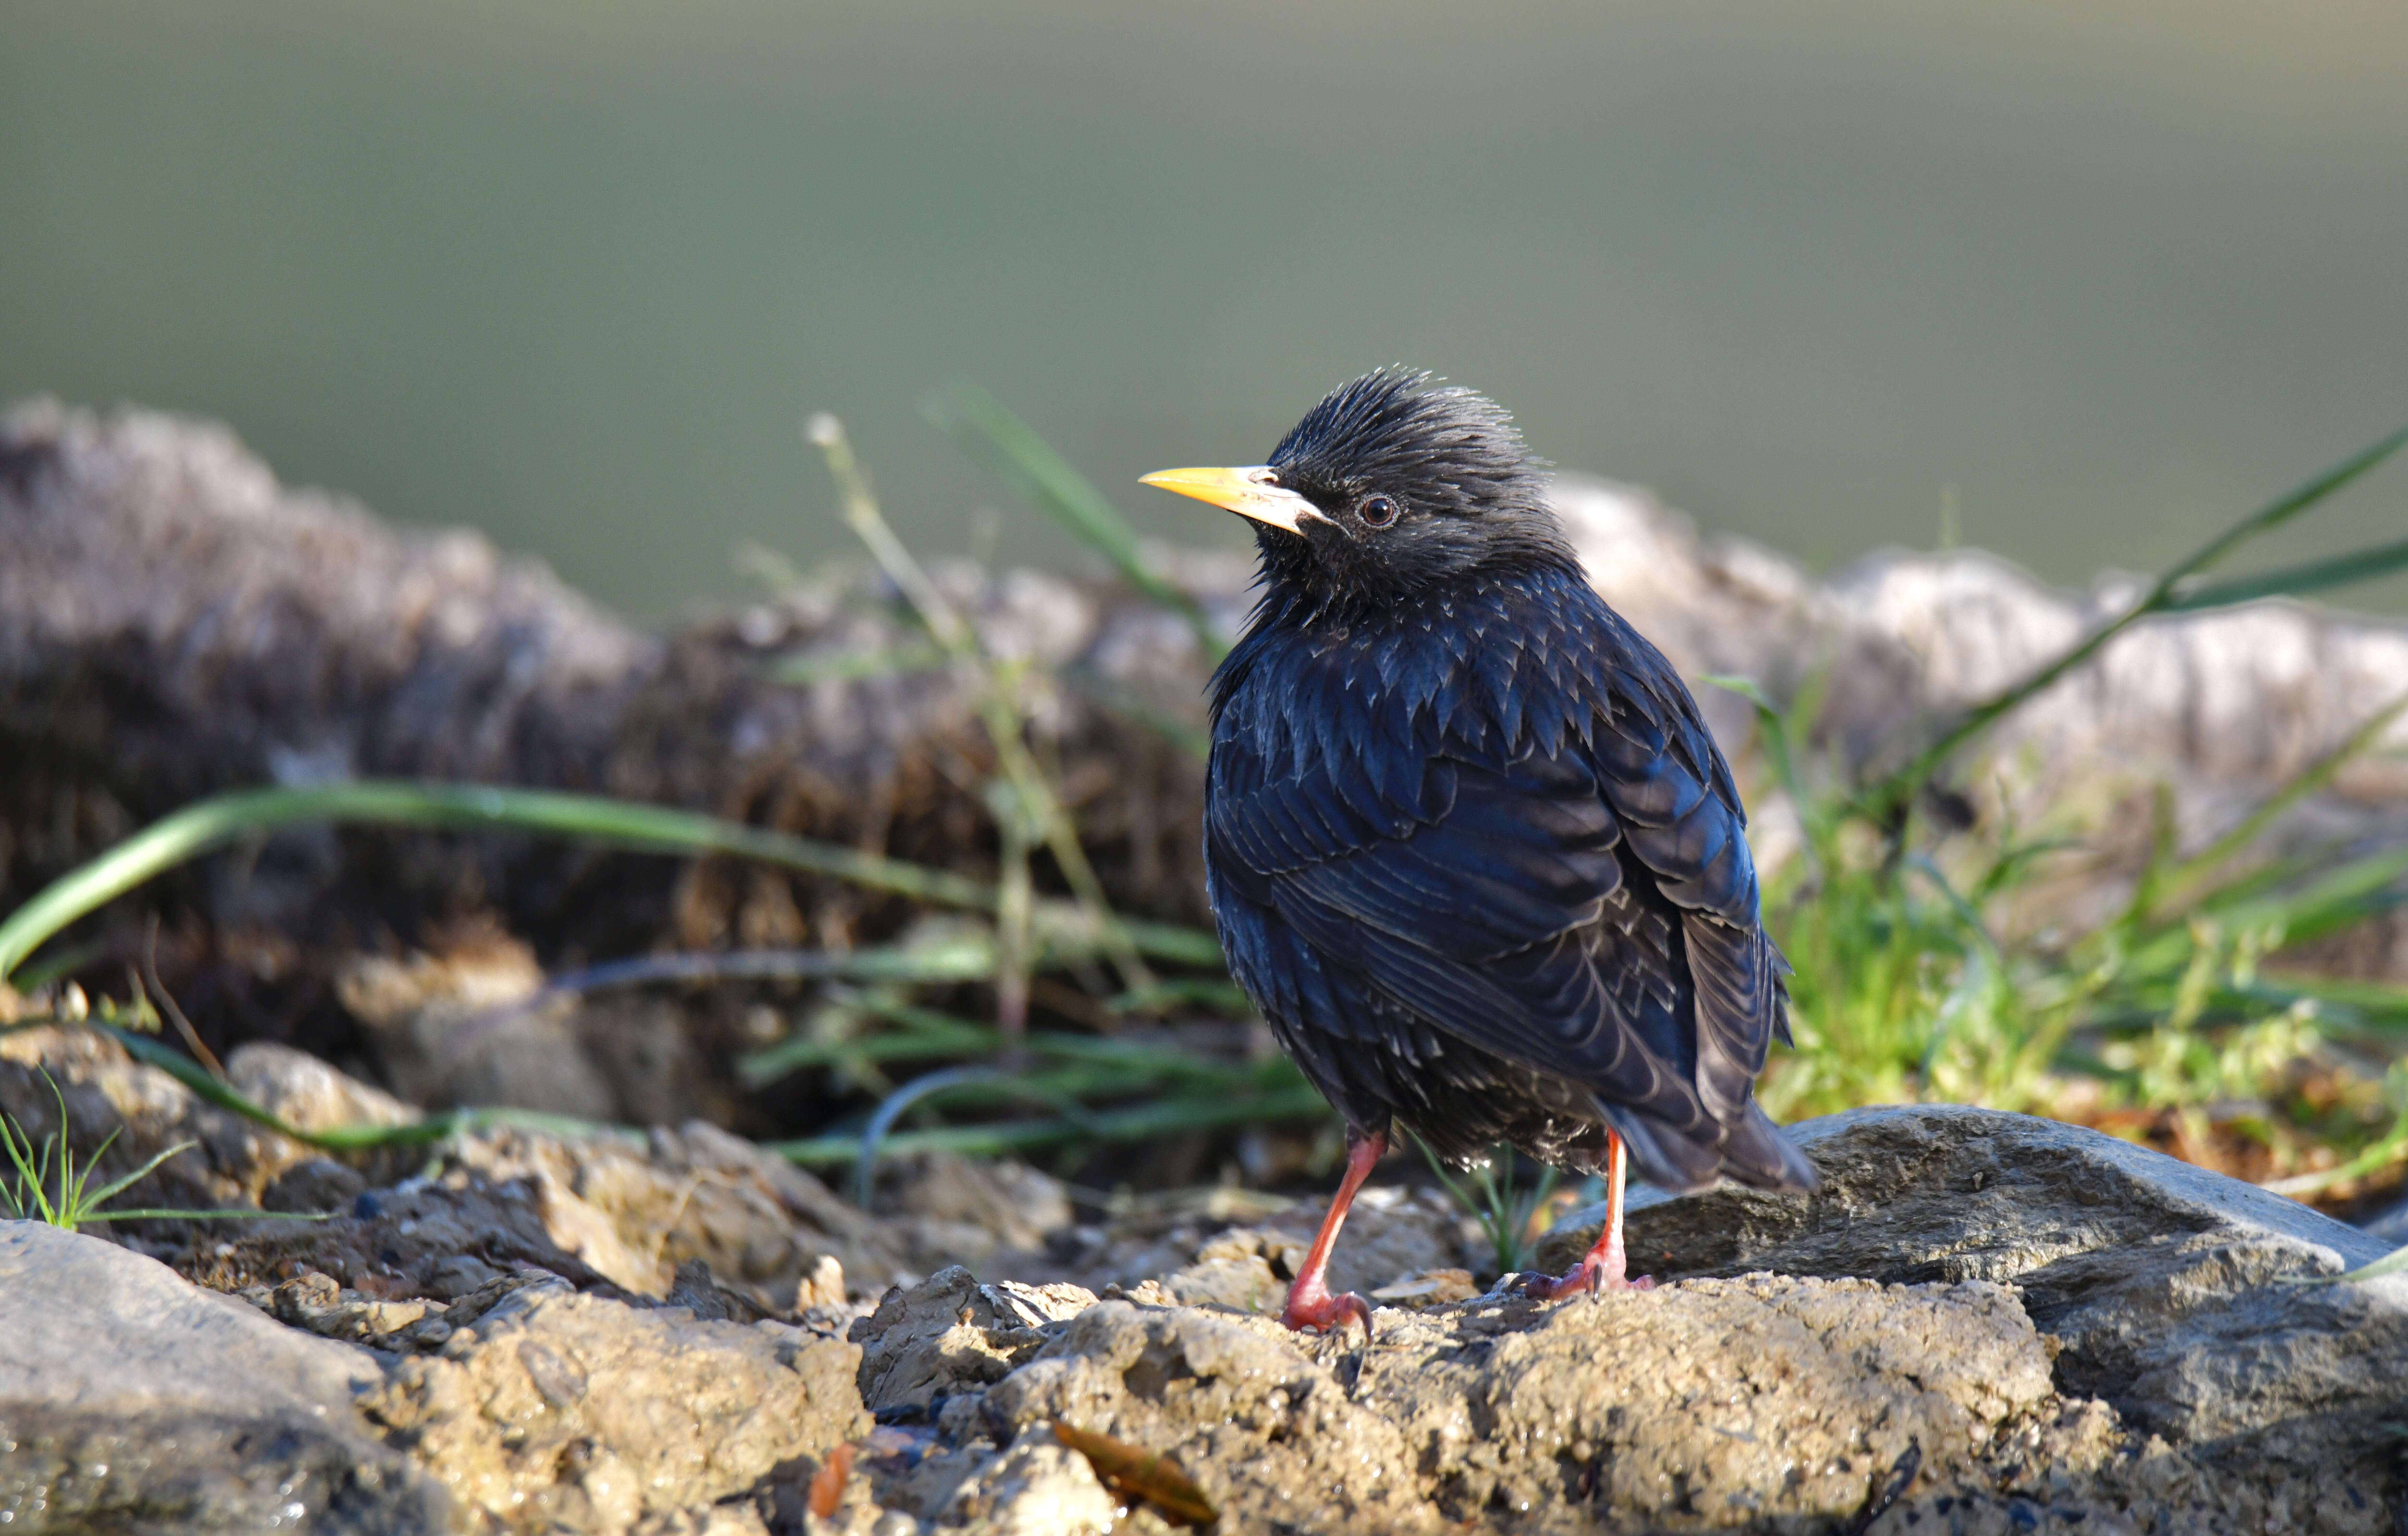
[2,1070,327,1229]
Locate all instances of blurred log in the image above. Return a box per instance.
[4,399,2407,1040]
[0,402,1215,1061]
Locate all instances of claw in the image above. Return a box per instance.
[1275,1129,1387,1346]
[1281,1285,1375,1343]
[1514,1258,1652,1302]
[1512,1128,1656,1304]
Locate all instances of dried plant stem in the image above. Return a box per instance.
[807,412,1154,999]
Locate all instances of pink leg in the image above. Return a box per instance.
[1517,1129,1655,1301]
[1280,1129,1388,1340]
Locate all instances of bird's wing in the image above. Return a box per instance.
[1206,605,1789,1164]
[1579,620,1790,1125]
[1208,734,1722,1151]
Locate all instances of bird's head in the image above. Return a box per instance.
[1142,368,1571,616]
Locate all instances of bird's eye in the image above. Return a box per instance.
[1358,494,1399,529]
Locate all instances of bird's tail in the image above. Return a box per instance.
[1601,1098,1821,1195]
[1716,1100,1822,1193]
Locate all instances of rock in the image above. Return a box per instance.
[1369,1268,1480,1307]
[1538,1103,2408,1478]
[364,1274,868,1532]
[666,1257,776,1324]
[263,1154,370,1212]
[338,931,619,1120]
[424,1253,508,1299]
[983,1299,1437,1534]
[270,1268,446,1348]
[876,1150,1075,1271]
[1095,1181,1480,1308]
[226,1038,421,1135]
[0,1221,449,1532]
[2360,1193,2408,1246]
[1155,1229,1288,1312]
[197,1156,629,1299]
[794,1253,847,1312]
[201,1114,911,1311]
[1367,1275,2056,1526]
[940,1440,1118,1536]
[630,1505,774,1536]
[847,1267,1096,1416]
[335,929,737,1129]
[843,1268,2378,1534]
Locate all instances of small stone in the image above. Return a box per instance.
[422,1253,505,1300]
[944,1440,1118,1536]
[795,1254,847,1312]
[261,1156,367,1213]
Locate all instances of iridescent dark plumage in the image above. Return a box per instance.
[1150,370,1816,1327]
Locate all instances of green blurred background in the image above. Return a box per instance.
[3,1,2403,617]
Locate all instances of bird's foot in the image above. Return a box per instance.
[1280,1278,1375,1341]
[1513,1257,1655,1302]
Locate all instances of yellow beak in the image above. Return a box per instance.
[1138,464,1321,536]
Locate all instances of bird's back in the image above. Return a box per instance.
[1205,560,1816,1194]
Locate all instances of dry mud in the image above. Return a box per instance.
[1,1027,2401,1534]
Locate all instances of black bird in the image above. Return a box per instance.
[1142,369,1818,1337]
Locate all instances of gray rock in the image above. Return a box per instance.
[364,1273,867,1531]
[2359,1193,2408,1246]
[831,1266,2382,1534]
[847,1266,1096,1415]
[876,1149,1075,1268]
[0,1221,447,1532]
[225,1039,421,1135]
[968,1278,2336,1535]
[1538,1103,2408,1475]
[262,1154,369,1213]
[943,1439,1120,1536]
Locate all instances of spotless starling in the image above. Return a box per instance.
[1142,368,1818,1338]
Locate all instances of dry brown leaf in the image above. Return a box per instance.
[808,1441,855,1519]
[1052,1421,1217,1527]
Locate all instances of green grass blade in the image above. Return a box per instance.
[2166,423,2408,582]
[2286,1246,2408,1285]
[101,1024,641,1153]
[75,1135,201,1214]
[926,379,1226,661]
[2252,972,2408,1031]
[812,412,1162,996]
[1,1112,52,1222]
[738,1028,990,1086]
[767,642,948,685]
[74,1207,333,1224]
[0,781,966,984]
[1862,423,2408,829]
[2165,535,2408,612]
[2194,842,2408,940]
[765,1081,1332,1166]
[0,779,1224,985]
[1701,675,1808,810]
[2146,696,2408,920]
